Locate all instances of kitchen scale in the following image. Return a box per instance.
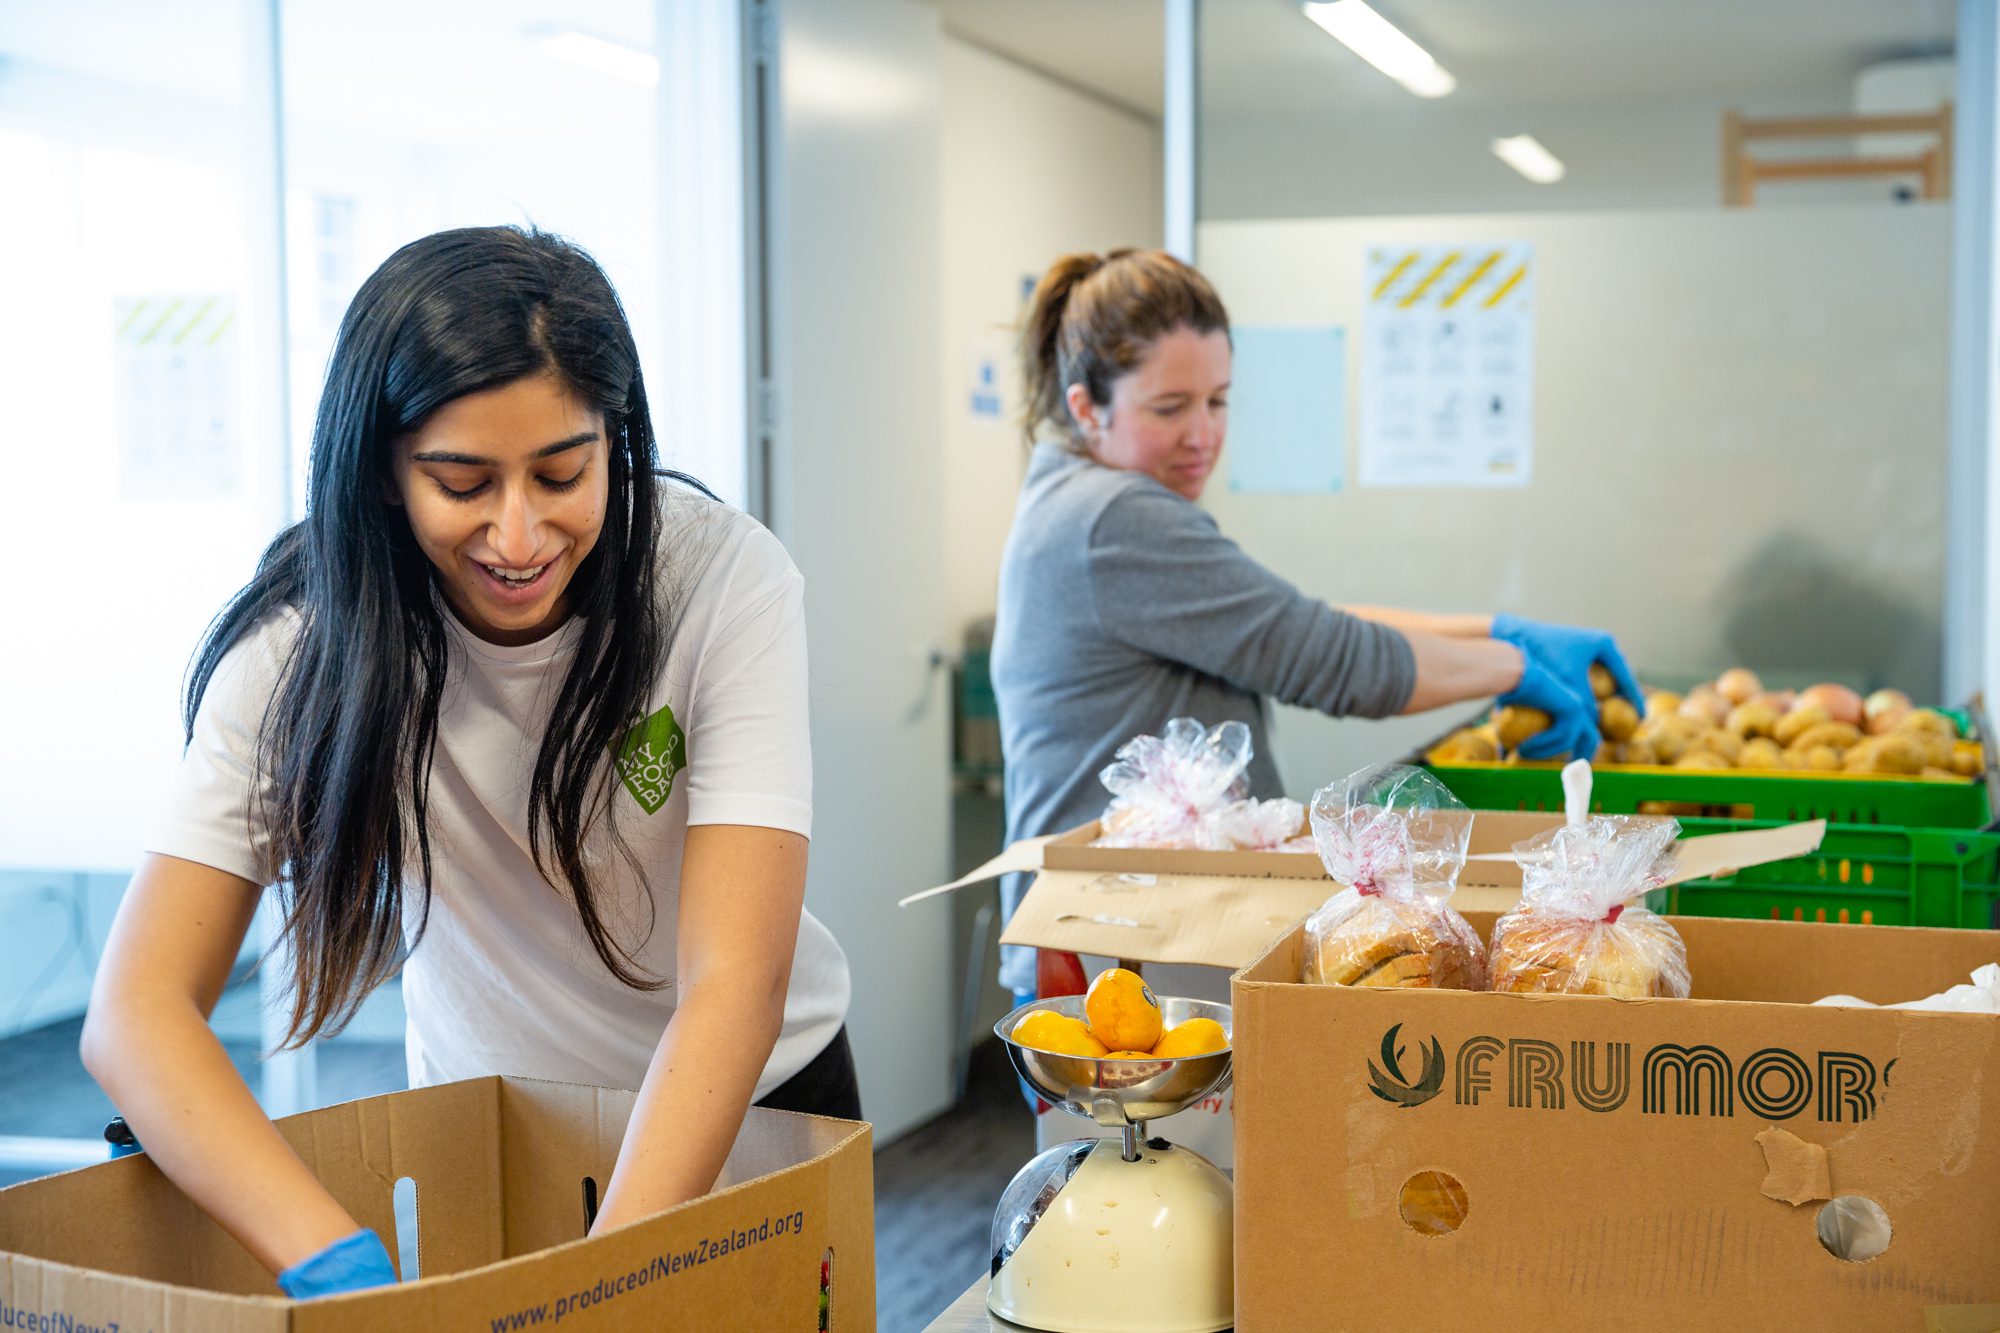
[989,996,1234,1333]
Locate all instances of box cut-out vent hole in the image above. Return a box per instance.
[1398,1171,1468,1235]
[1817,1195,1891,1262]
[582,1176,600,1234]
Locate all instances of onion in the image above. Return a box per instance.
[1796,683,1864,728]
[1864,688,1913,736]
[1714,667,1763,707]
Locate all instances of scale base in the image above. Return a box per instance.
[988,1137,1232,1333]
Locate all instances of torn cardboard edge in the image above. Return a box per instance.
[1755,1127,1833,1206]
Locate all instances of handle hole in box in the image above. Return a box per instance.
[582,1175,600,1234]
[1398,1171,1468,1236]
[392,1175,420,1281]
[1817,1196,1890,1262]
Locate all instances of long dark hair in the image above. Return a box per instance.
[1021,248,1230,448]
[189,226,670,1047]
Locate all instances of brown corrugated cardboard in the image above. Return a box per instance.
[0,1076,872,1331]
[1232,915,2000,1332]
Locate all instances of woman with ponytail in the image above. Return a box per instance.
[80,227,853,1298]
[993,248,1638,1002]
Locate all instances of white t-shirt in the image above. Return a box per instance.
[150,486,849,1100]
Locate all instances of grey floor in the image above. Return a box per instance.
[0,997,1030,1333]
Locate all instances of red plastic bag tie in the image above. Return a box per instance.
[1604,904,1625,925]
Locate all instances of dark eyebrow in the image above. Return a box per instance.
[410,431,599,466]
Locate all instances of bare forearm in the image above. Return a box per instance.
[1343,605,1494,640]
[591,981,784,1233]
[81,998,360,1275]
[1400,634,1525,714]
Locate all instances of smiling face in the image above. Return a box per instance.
[391,372,610,645]
[1065,324,1231,501]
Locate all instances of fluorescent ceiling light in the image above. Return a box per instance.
[1491,133,1566,184]
[531,28,659,86]
[1301,1,1456,99]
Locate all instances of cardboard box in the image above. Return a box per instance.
[0,1077,873,1331]
[1232,915,2000,1332]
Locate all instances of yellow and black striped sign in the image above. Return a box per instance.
[1367,245,1531,312]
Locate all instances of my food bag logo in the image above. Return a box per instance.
[1368,1023,1886,1123]
[614,704,686,814]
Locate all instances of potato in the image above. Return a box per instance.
[1789,720,1863,753]
[1697,728,1744,763]
[1714,667,1764,706]
[1858,733,1925,776]
[1801,744,1842,771]
[1588,662,1617,700]
[1896,709,1957,740]
[1599,695,1640,743]
[1434,730,1499,764]
[1922,766,1959,780]
[1863,688,1913,736]
[1635,714,1700,765]
[1644,691,1683,722]
[1952,740,1986,778]
[1621,739,1660,766]
[1725,700,1782,739]
[1772,705,1832,748]
[1496,705,1552,751]
[1675,750,1730,770]
[1738,737,1784,769]
[1679,687,1731,727]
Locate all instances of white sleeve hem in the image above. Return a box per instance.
[143,827,272,887]
[685,795,812,838]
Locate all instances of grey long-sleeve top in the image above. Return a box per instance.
[989,443,1417,991]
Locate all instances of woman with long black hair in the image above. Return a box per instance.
[80,226,852,1299]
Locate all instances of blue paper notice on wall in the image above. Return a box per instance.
[1226,325,1346,494]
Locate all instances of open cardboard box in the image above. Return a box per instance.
[0,1077,872,1331]
[912,813,2000,1327]
[905,812,1830,968]
[1233,915,2000,1331]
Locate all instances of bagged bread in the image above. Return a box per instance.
[1301,765,1486,989]
[1093,717,1304,851]
[1489,804,1689,998]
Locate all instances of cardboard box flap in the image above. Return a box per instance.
[998,869,1333,970]
[1467,818,1827,888]
[898,832,1059,905]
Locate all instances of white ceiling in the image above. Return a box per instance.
[925,0,1956,120]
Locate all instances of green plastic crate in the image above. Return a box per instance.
[1642,817,2000,931]
[1427,763,1993,830]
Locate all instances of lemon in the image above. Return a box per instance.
[1010,1010,1108,1058]
[1085,968,1163,1053]
[1152,1017,1228,1058]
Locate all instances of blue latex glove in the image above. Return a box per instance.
[1492,614,1644,708]
[1499,652,1600,761]
[277,1229,397,1300]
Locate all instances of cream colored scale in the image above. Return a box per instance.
[989,997,1236,1333]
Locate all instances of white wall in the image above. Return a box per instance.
[1198,204,1950,796]
[938,38,1164,633]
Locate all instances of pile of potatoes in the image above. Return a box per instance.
[1432,667,1985,779]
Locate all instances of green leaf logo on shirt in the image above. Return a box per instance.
[614,704,687,814]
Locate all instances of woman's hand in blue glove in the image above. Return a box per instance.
[277,1228,397,1300]
[1491,614,1643,707]
[1499,652,1600,761]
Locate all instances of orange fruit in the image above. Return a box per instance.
[1085,968,1163,1053]
[1010,1010,1108,1058]
[1103,1051,1162,1060]
[1152,1017,1228,1058]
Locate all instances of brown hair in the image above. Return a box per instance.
[1021,248,1230,448]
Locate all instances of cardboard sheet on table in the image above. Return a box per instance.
[997,869,1344,970]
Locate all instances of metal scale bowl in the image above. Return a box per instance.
[988,996,1235,1333]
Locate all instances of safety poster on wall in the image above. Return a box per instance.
[1358,243,1533,488]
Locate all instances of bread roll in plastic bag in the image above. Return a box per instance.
[1300,765,1486,989]
[1489,813,1690,998]
[1093,717,1304,851]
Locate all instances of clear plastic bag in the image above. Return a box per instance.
[1489,811,1690,998]
[1092,718,1304,850]
[1300,765,1486,989]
